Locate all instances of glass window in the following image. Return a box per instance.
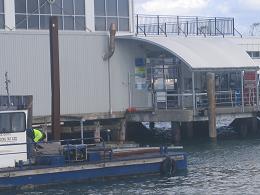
[94,0,130,31]
[40,15,49,29]
[94,0,105,16]
[28,15,39,29]
[40,0,51,14]
[28,0,39,14]
[118,0,129,17]
[75,0,85,15]
[64,16,74,30]
[253,51,260,58]
[15,0,85,31]
[0,113,26,133]
[247,51,260,59]
[95,17,106,31]
[15,0,26,13]
[58,16,63,30]
[107,17,118,30]
[52,0,62,15]
[0,0,4,13]
[16,15,27,29]
[107,0,117,16]
[75,16,85,30]
[63,0,74,15]
[0,15,4,29]
[119,18,129,31]
[0,0,4,29]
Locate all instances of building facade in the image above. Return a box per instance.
[0,0,260,125]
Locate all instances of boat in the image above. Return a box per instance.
[0,107,187,190]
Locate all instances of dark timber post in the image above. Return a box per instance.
[207,73,217,139]
[49,16,61,141]
[157,15,160,35]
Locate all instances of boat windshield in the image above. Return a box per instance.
[0,112,26,133]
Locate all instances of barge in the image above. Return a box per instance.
[0,108,187,190]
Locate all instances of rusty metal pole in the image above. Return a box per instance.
[207,73,217,139]
[49,16,61,140]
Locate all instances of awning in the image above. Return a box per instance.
[117,36,258,71]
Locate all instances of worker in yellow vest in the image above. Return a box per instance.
[27,128,46,152]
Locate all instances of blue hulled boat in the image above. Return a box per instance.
[0,109,187,190]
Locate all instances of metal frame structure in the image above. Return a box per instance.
[136,14,242,37]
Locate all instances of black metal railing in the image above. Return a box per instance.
[136,14,242,37]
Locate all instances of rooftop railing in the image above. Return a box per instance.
[136,14,242,37]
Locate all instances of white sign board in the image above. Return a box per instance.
[0,132,27,168]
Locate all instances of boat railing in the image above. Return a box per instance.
[0,137,110,169]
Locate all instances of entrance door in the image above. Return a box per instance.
[147,59,179,109]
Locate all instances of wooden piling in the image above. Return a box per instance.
[49,16,61,141]
[119,119,126,144]
[171,121,181,145]
[207,73,217,139]
[94,121,101,143]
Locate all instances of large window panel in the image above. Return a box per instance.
[107,17,118,30]
[94,0,130,31]
[40,15,49,29]
[75,16,85,30]
[0,15,4,29]
[107,0,117,16]
[52,0,62,15]
[0,0,4,13]
[28,0,39,14]
[63,0,74,15]
[15,15,27,29]
[0,0,4,29]
[75,0,85,15]
[119,18,129,31]
[40,0,51,14]
[95,17,106,31]
[94,0,105,16]
[58,16,63,30]
[15,0,26,13]
[118,0,129,17]
[15,0,85,30]
[28,15,39,29]
[64,16,74,30]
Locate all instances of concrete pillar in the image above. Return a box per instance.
[119,119,126,144]
[171,121,181,145]
[94,121,101,143]
[207,73,217,139]
[149,122,155,130]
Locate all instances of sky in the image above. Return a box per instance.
[134,0,260,35]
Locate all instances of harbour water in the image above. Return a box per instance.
[8,137,260,195]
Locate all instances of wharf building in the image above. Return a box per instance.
[0,0,260,142]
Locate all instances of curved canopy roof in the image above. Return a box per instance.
[117,36,258,71]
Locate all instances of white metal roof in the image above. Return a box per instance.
[117,36,258,71]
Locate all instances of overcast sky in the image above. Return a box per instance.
[134,0,260,35]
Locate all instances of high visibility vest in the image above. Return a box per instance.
[33,129,43,143]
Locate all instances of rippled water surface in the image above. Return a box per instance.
[8,138,260,195]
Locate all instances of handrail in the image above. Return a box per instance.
[136,14,238,37]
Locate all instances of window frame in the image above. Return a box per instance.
[0,112,26,134]
[0,0,5,29]
[95,0,130,31]
[14,0,86,31]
